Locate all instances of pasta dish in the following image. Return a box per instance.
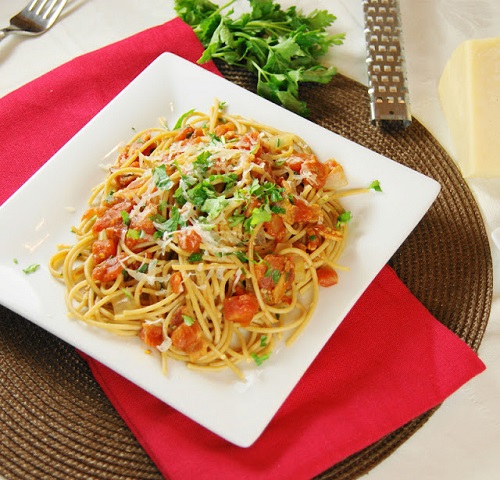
[50,100,375,379]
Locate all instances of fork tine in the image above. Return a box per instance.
[44,0,67,20]
[41,0,61,19]
[36,1,51,16]
[27,0,43,12]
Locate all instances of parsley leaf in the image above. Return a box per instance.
[251,352,271,366]
[182,314,196,326]
[175,0,344,116]
[154,206,186,237]
[248,204,272,228]
[153,164,173,191]
[201,196,229,219]
[336,211,352,228]
[369,180,382,192]
[188,251,204,263]
[22,264,40,274]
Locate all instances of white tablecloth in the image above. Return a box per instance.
[1,0,499,478]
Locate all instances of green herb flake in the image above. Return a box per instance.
[153,164,173,191]
[137,263,149,273]
[249,205,272,228]
[234,251,249,263]
[201,196,228,219]
[120,288,133,299]
[252,352,271,366]
[22,264,40,274]
[336,211,352,228]
[369,180,382,192]
[182,314,195,326]
[126,229,142,240]
[121,210,131,225]
[188,251,204,263]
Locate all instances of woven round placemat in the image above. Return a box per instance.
[0,66,493,480]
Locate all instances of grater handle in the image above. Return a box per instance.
[362,0,412,127]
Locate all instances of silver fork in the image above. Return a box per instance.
[0,0,68,43]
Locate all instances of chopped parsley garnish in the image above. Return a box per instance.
[120,288,133,299]
[252,352,271,366]
[137,263,149,273]
[229,214,245,228]
[264,264,281,284]
[182,314,195,326]
[270,205,286,214]
[336,211,352,228]
[154,206,186,237]
[126,229,142,240]
[120,210,130,225]
[153,164,173,191]
[247,204,272,230]
[248,179,284,203]
[201,196,229,219]
[188,251,204,263]
[22,264,40,274]
[105,191,115,203]
[369,180,382,192]
[234,251,249,263]
[194,150,212,174]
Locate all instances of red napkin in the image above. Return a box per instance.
[0,17,485,480]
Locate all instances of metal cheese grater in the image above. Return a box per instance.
[362,0,412,127]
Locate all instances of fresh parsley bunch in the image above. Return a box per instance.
[174,0,345,116]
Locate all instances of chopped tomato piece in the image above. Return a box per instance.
[92,238,117,264]
[171,320,207,360]
[170,271,183,294]
[82,206,106,221]
[287,153,330,189]
[92,253,127,282]
[288,156,303,173]
[177,229,202,253]
[223,293,260,326]
[105,225,126,243]
[291,198,321,224]
[115,174,138,189]
[92,200,133,233]
[263,214,286,242]
[214,123,236,138]
[254,254,295,305]
[316,266,338,287]
[130,216,156,236]
[306,227,322,251]
[238,131,259,150]
[301,154,329,189]
[139,323,163,347]
[174,126,194,142]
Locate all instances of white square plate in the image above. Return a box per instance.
[0,53,440,447]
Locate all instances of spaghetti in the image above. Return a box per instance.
[50,99,363,380]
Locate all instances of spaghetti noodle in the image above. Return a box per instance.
[50,99,364,380]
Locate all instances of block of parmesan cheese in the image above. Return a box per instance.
[438,37,500,177]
